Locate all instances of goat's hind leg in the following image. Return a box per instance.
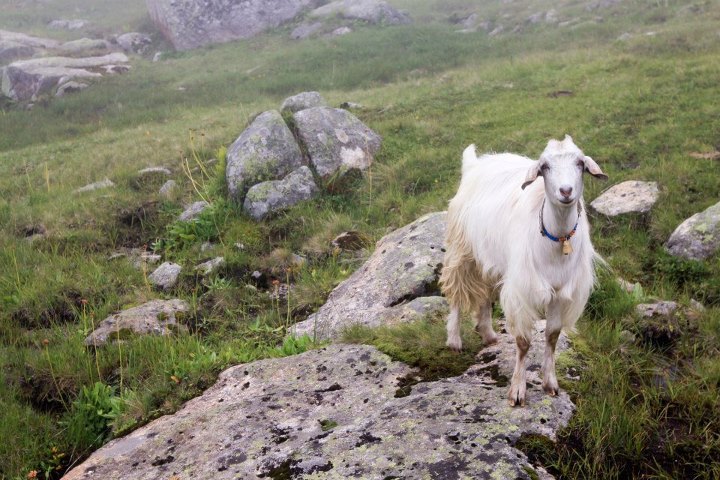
[473,300,498,346]
[446,306,463,352]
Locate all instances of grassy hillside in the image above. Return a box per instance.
[1,0,719,478]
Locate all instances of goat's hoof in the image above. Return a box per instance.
[446,339,463,352]
[483,333,499,346]
[543,385,559,397]
[507,385,526,407]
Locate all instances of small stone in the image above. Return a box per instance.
[690,299,705,312]
[116,32,152,53]
[200,242,214,252]
[56,81,88,97]
[74,178,115,193]
[617,277,641,294]
[329,26,352,36]
[339,101,363,110]
[590,181,659,216]
[331,231,369,251]
[138,166,172,176]
[153,51,164,62]
[619,330,636,344]
[159,180,177,197]
[148,262,182,290]
[636,301,678,318]
[179,201,210,222]
[290,22,323,40]
[195,257,225,275]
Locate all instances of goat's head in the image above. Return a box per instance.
[521,135,608,207]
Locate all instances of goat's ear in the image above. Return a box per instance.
[583,156,608,180]
[521,163,542,190]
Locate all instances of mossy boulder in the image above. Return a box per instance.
[243,166,319,220]
[226,110,304,202]
[666,200,720,260]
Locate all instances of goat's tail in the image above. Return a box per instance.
[461,144,478,175]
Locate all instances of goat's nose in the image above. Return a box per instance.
[559,186,573,198]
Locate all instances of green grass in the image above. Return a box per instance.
[1,0,720,478]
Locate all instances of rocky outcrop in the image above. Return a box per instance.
[293,106,382,180]
[0,29,60,65]
[243,166,319,220]
[309,0,411,25]
[148,262,182,290]
[64,330,573,479]
[146,0,324,51]
[666,200,720,260]
[294,212,447,339]
[226,110,304,201]
[590,181,659,216]
[280,91,327,114]
[1,53,129,101]
[84,299,189,347]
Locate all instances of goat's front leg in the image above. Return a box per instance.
[542,301,563,396]
[508,335,530,406]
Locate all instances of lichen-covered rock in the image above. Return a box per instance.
[148,262,182,290]
[226,110,304,201]
[280,91,327,113]
[293,212,446,339]
[84,299,189,347]
[178,201,209,222]
[64,328,573,480]
[636,300,678,318]
[146,0,323,51]
[243,166,319,220]
[666,200,720,260]
[1,53,129,101]
[116,32,152,53]
[293,106,382,179]
[590,181,659,216]
[47,19,87,30]
[159,179,177,197]
[74,178,115,193]
[309,0,412,25]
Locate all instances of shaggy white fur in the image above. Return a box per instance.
[440,135,607,406]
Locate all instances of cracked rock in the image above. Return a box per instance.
[293,212,446,339]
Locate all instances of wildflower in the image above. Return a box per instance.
[80,298,88,305]
[170,375,181,384]
[27,471,38,479]
[42,339,49,346]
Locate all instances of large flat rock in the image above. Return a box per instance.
[293,212,447,339]
[590,180,659,216]
[64,326,573,479]
[666,200,720,260]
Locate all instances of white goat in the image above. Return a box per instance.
[440,135,607,406]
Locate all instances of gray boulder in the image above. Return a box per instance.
[309,0,412,25]
[290,22,324,40]
[0,41,35,65]
[590,181,659,216]
[64,329,573,480]
[280,91,327,114]
[178,201,210,222]
[146,0,324,51]
[243,166,319,220]
[636,301,678,318]
[226,110,304,201]
[84,299,189,347]
[55,81,88,97]
[293,107,382,179]
[148,262,182,290]
[159,180,177,197]
[293,212,446,339]
[1,53,129,101]
[666,200,720,260]
[116,32,153,53]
